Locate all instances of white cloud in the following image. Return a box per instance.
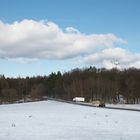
[0,19,139,69]
[0,19,125,60]
[81,48,140,69]
[65,27,80,34]
[8,58,38,64]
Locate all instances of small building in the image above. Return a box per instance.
[73,97,85,102]
[116,94,126,104]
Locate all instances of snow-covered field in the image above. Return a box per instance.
[0,101,140,140]
[106,104,140,110]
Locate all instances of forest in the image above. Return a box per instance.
[0,66,140,104]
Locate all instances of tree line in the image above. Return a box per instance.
[0,66,140,104]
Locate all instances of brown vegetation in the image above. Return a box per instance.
[0,67,140,104]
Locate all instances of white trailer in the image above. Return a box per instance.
[73,97,85,102]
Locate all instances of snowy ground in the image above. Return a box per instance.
[106,104,140,110]
[0,101,140,140]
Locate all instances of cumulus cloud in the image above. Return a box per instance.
[0,19,139,68]
[0,19,125,59]
[81,48,140,69]
[65,27,80,34]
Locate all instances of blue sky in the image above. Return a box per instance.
[0,0,140,77]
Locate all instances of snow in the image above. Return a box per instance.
[0,100,140,140]
[106,104,140,110]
